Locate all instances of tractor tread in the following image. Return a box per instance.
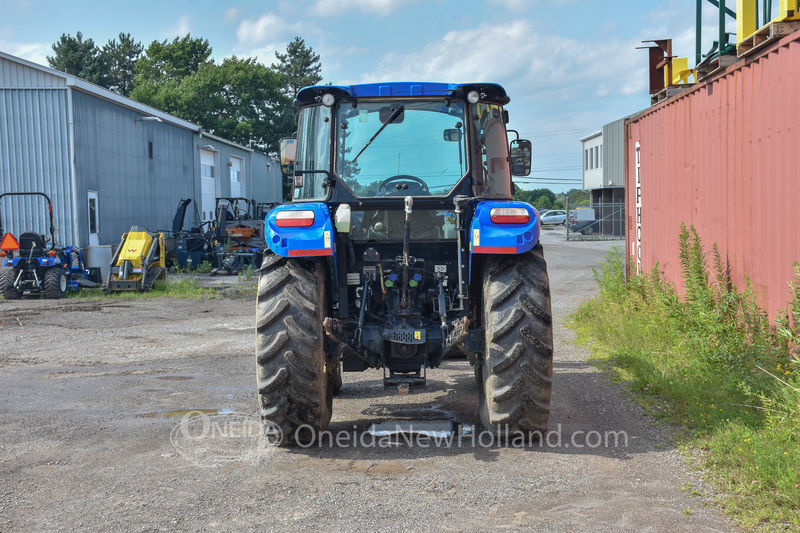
[43,268,66,299]
[0,268,21,299]
[255,250,331,444]
[479,244,553,434]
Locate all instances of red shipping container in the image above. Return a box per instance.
[626,30,800,319]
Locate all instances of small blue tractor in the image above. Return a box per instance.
[257,83,552,443]
[0,192,100,299]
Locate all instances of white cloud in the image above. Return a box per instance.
[359,20,645,105]
[242,45,282,67]
[0,40,51,66]
[487,0,575,9]
[162,14,192,38]
[237,13,285,47]
[311,0,420,17]
[224,7,240,23]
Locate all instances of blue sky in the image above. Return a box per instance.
[2,0,730,193]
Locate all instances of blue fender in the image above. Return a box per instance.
[468,200,541,282]
[265,203,336,258]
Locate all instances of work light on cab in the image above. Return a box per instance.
[489,207,530,224]
[275,210,315,227]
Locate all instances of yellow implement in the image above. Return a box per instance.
[106,227,166,291]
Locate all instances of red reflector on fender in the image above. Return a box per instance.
[489,207,529,224]
[276,210,315,227]
[288,249,333,257]
[1,232,20,251]
[473,246,517,254]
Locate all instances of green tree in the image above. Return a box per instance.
[131,34,212,113]
[178,56,288,149]
[102,33,142,96]
[513,186,556,207]
[533,195,553,210]
[273,37,322,97]
[565,188,590,207]
[47,32,108,86]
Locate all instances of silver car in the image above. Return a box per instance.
[539,209,567,225]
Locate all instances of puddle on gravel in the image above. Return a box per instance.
[156,376,194,381]
[136,408,234,419]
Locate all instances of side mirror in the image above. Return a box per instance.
[510,139,532,176]
[443,129,462,142]
[279,137,297,176]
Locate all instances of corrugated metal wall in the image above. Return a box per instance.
[71,90,196,246]
[602,118,626,188]
[0,56,66,88]
[249,151,282,205]
[626,31,800,319]
[0,88,75,243]
[192,136,283,210]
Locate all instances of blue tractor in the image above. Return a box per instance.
[0,192,100,299]
[257,83,552,442]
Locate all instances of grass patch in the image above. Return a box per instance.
[572,225,800,529]
[69,275,217,300]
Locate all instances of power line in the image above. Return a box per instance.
[531,166,582,172]
[518,128,598,138]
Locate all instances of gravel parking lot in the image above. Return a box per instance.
[0,228,735,532]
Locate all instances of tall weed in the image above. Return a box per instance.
[573,228,800,527]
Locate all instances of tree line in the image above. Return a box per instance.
[47,32,322,152]
[513,186,589,210]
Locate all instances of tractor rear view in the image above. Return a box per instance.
[256,83,552,443]
[1,192,100,299]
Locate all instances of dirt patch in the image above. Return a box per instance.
[0,233,736,531]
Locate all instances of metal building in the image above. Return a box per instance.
[625,28,800,319]
[579,117,631,236]
[0,51,282,249]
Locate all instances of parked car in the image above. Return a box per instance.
[540,209,567,225]
[569,219,601,235]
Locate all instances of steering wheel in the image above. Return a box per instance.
[377,175,430,195]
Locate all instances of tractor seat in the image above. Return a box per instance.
[18,232,46,256]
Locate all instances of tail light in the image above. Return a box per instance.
[275,210,315,227]
[1,232,20,252]
[489,207,530,224]
[48,250,57,257]
[0,251,5,258]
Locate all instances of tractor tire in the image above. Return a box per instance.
[0,268,21,299]
[255,250,331,444]
[479,243,553,435]
[44,268,67,299]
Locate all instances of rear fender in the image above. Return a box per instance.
[468,200,540,282]
[265,203,335,258]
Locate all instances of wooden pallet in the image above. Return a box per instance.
[650,84,693,105]
[737,20,800,57]
[694,54,738,82]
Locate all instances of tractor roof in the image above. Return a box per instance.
[294,82,510,107]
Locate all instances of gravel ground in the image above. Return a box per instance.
[0,226,736,532]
